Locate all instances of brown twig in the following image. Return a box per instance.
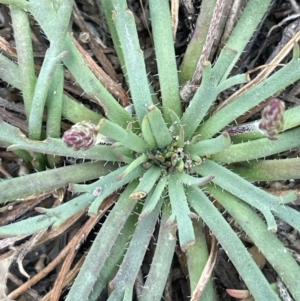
[7,194,117,300]
[72,37,130,107]
[214,26,300,122]
[171,0,180,39]
[191,0,225,86]
[72,2,118,82]
[190,235,217,301]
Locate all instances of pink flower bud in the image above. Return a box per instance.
[258,99,285,140]
[63,121,98,150]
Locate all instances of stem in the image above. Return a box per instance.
[228,104,300,143]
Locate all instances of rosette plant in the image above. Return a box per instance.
[1,0,300,300]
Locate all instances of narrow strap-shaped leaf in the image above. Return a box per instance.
[0,193,94,237]
[168,173,195,251]
[0,54,103,124]
[69,166,144,216]
[10,4,36,117]
[199,48,300,139]
[211,127,300,163]
[193,159,288,232]
[108,196,163,299]
[147,105,173,148]
[141,115,156,149]
[98,119,148,153]
[186,132,231,157]
[0,161,112,204]
[211,0,273,82]
[139,202,176,301]
[65,182,140,301]
[28,0,132,127]
[179,172,214,186]
[179,0,217,84]
[186,218,215,300]
[7,135,133,163]
[139,176,168,220]
[206,184,300,300]
[88,205,139,301]
[187,186,281,301]
[228,158,300,181]
[116,154,148,181]
[111,0,153,124]
[28,0,73,140]
[130,166,161,199]
[148,0,182,122]
[180,62,218,140]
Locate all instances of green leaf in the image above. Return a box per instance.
[187,186,281,301]
[148,0,182,121]
[147,105,173,148]
[206,184,300,300]
[65,182,140,301]
[0,161,113,204]
[111,0,153,124]
[168,173,195,251]
[139,202,176,301]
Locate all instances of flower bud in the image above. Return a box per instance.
[63,121,98,151]
[258,98,285,140]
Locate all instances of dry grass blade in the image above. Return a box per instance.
[171,0,179,39]
[7,195,117,300]
[190,235,217,301]
[215,29,300,114]
[191,0,225,86]
[72,2,119,82]
[72,36,130,107]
